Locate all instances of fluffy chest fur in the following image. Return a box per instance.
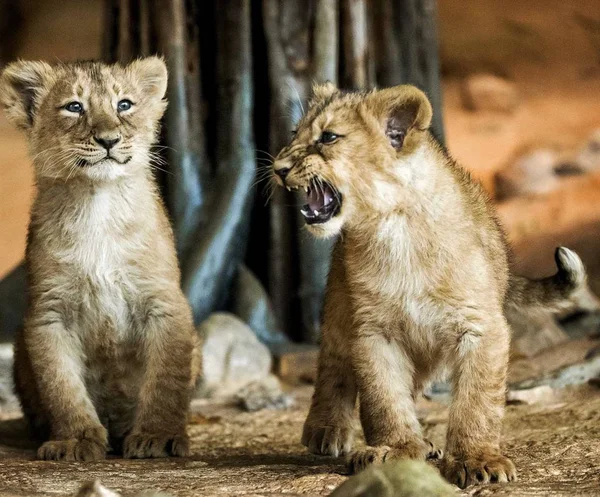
[341,161,505,362]
[27,176,163,347]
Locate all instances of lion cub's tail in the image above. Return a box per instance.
[506,247,596,314]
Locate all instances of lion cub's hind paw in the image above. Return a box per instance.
[38,438,106,462]
[442,453,517,488]
[123,433,190,459]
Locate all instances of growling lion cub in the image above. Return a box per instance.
[0,57,199,461]
[272,83,587,487]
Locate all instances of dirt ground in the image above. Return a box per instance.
[0,380,599,497]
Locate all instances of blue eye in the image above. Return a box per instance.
[64,101,83,114]
[319,131,340,144]
[117,99,133,112]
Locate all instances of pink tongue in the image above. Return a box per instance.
[307,185,333,211]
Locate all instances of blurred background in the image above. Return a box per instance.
[1,0,600,347]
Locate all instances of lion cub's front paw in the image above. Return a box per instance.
[348,440,429,474]
[301,423,354,457]
[441,453,517,488]
[123,432,190,459]
[425,438,443,460]
[38,438,106,462]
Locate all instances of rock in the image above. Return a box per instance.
[76,481,172,497]
[574,129,600,173]
[460,74,518,113]
[76,481,121,497]
[273,344,319,384]
[512,355,600,390]
[494,148,560,200]
[234,374,294,412]
[329,460,456,497]
[507,385,555,405]
[0,343,17,411]
[197,313,272,397]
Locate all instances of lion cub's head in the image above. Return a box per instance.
[0,57,167,182]
[272,84,433,238]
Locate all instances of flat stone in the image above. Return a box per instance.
[274,344,319,384]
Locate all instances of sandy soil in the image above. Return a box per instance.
[0,382,599,497]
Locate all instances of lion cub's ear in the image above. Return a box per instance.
[368,85,433,151]
[310,81,338,106]
[129,56,168,100]
[0,60,54,130]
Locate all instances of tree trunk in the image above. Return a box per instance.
[0,0,445,346]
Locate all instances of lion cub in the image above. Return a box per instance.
[272,83,588,487]
[0,57,199,461]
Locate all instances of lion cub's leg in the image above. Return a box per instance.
[23,320,108,461]
[348,332,429,474]
[303,247,358,457]
[441,317,517,488]
[123,297,195,459]
[302,329,357,457]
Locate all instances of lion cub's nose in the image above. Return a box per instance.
[94,135,121,151]
[274,166,291,180]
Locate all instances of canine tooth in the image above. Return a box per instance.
[304,186,308,193]
[313,210,319,216]
[286,186,291,191]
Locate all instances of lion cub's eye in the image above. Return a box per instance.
[117,99,134,112]
[64,101,84,114]
[319,131,340,144]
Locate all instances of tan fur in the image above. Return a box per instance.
[272,84,587,488]
[1,57,200,461]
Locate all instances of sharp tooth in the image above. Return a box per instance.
[304,186,308,193]
[313,210,319,216]
[286,186,291,191]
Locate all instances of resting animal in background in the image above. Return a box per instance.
[0,57,200,461]
[271,83,589,488]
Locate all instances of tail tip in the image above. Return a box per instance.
[555,246,585,285]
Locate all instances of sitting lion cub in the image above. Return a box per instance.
[272,83,588,487]
[0,57,199,461]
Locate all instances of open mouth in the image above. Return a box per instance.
[299,178,342,225]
